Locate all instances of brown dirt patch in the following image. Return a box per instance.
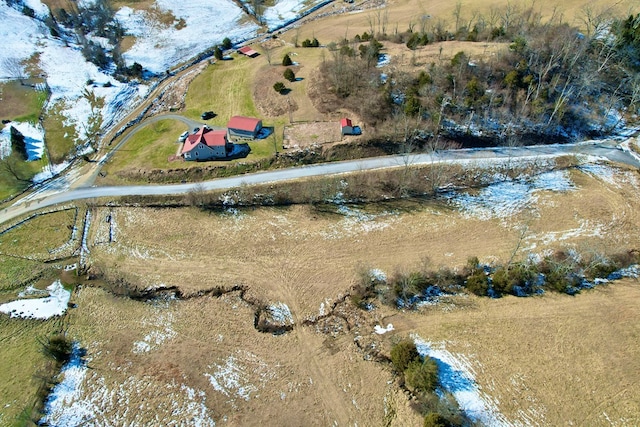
[253,64,299,118]
[147,63,208,116]
[283,121,342,149]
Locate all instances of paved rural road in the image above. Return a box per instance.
[1,138,638,226]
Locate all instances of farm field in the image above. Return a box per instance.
[1,155,636,425]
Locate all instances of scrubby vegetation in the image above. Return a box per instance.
[389,339,461,426]
[40,0,145,80]
[385,249,640,308]
[40,333,72,366]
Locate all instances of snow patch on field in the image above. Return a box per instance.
[205,351,276,404]
[321,204,400,239]
[374,323,394,334]
[261,0,304,28]
[578,161,639,188]
[445,169,575,220]
[370,268,387,282]
[528,219,606,246]
[0,121,45,160]
[0,280,71,319]
[42,346,215,426]
[132,311,177,353]
[41,344,91,426]
[32,161,72,183]
[414,337,511,426]
[116,0,259,73]
[267,302,294,325]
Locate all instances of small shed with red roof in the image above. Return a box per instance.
[182,127,231,161]
[227,116,263,139]
[341,118,354,135]
[238,46,259,57]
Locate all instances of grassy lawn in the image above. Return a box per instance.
[103,119,184,173]
[0,257,48,294]
[0,81,47,124]
[42,100,77,164]
[0,316,64,426]
[184,56,260,125]
[0,153,48,202]
[0,209,77,261]
[103,56,284,180]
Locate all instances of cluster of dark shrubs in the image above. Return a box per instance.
[390,340,462,426]
[386,250,640,308]
[212,37,233,60]
[40,334,73,365]
[301,37,320,47]
[8,126,27,160]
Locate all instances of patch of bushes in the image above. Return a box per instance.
[423,412,454,427]
[301,38,320,47]
[390,339,420,373]
[40,334,72,366]
[386,249,640,306]
[389,340,460,424]
[273,81,286,93]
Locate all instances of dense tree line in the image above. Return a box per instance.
[317,7,640,147]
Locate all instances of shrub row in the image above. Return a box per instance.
[389,340,461,426]
[387,250,640,307]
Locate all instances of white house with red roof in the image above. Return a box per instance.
[227,116,263,139]
[182,126,231,161]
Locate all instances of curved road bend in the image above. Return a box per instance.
[1,140,638,226]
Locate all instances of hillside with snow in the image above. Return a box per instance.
[0,0,321,167]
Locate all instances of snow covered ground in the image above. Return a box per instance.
[0,1,148,164]
[444,167,575,221]
[414,336,512,426]
[1,0,320,180]
[41,344,215,426]
[205,351,276,404]
[116,0,259,74]
[0,280,71,319]
[0,121,45,160]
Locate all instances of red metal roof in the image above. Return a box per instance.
[227,116,261,132]
[341,118,352,128]
[182,128,227,154]
[238,46,259,57]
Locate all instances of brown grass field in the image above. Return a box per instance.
[295,0,637,44]
[30,157,635,426]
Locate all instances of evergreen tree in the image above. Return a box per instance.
[9,126,27,160]
[214,46,223,60]
[283,68,296,82]
[273,81,286,93]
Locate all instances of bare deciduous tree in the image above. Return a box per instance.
[2,57,27,82]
